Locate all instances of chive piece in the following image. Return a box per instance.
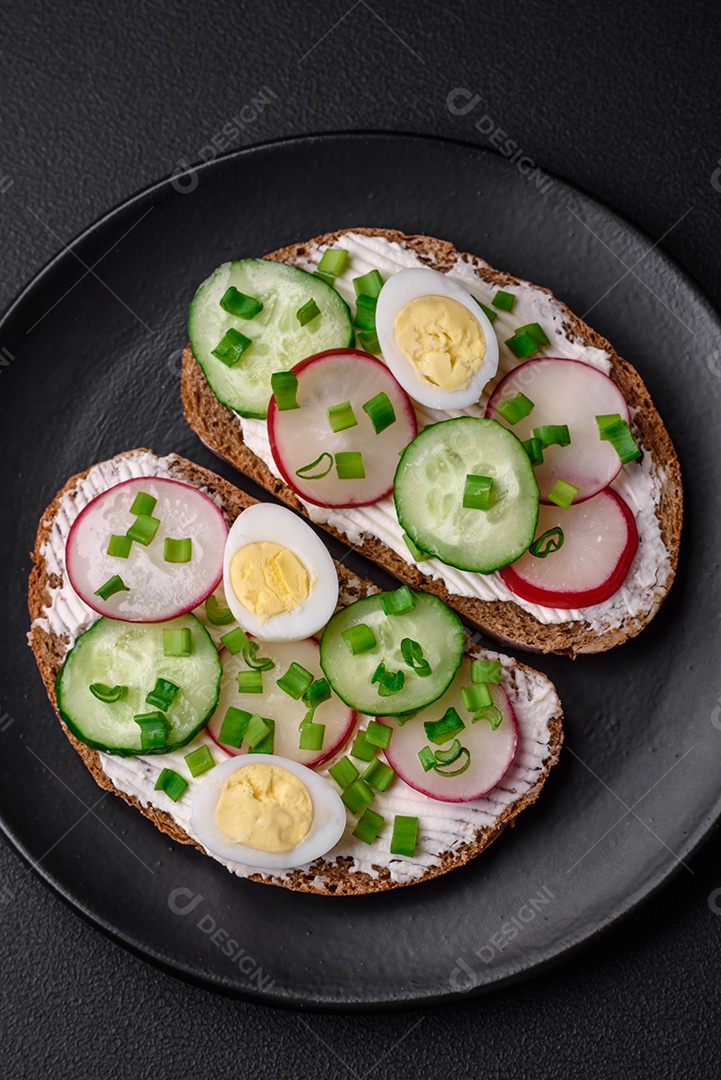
[276,661,314,700]
[352,807,384,844]
[434,747,471,776]
[241,641,275,671]
[296,452,334,480]
[107,534,132,559]
[390,815,418,857]
[211,328,253,366]
[400,638,431,678]
[184,744,215,777]
[354,293,377,332]
[473,297,497,323]
[434,738,463,766]
[473,705,503,729]
[297,298,321,326]
[517,322,550,347]
[506,330,540,359]
[548,477,578,508]
[313,270,335,286]
[371,662,405,697]
[461,683,493,713]
[237,669,264,694]
[424,706,465,746]
[164,537,192,563]
[599,417,642,464]
[249,717,275,754]
[298,723,325,751]
[244,713,272,749]
[530,526,565,558]
[205,594,234,626]
[365,720,392,749]
[495,392,535,425]
[342,778,375,813]
[470,658,503,684]
[418,746,436,772]
[126,513,160,547]
[362,758,395,792]
[523,437,545,466]
[218,706,252,748]
[357,329,381,354]
[130,491,157,517]
[327,400,358,433]
[533,424,571,448]
[462,474,493,511]
[134,711,170,751]
[353,269,384,298]
[341,623,377,655]
[301,678,332,727]
[219,286,263,319]
[492,290,515,311]
[163,627,192,657]
[329,756,359,790]
[94,575,130,601]
[380,586,416,616]
[350,730,377,762]
[335,451,365,480]
[596,413,622,440]
[317,248,348,277]
[402,532,427,561]
[89,683,127,703]
[219,626,250,655]
[362,391,396,434]
[395,710,418,726]
[154,767,188,802]
[145,678,180,710]
[271,370,300,411]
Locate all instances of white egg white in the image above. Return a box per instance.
[375,267,499,409]
[189,754,347,870]
[222,503,339,641]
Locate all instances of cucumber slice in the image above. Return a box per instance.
[319,591,464,716]
[189,259,354,417]
[56,614,222,755]
[394,418,540,573]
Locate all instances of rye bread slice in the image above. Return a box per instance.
[181,227,682,657]
[27,449,563,896]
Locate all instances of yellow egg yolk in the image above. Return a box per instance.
[214,763,313,853]
[394,294,487,391]
[229,541,310,622]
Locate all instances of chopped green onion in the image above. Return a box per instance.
[400,638,431,678]
[418,746,436,772]
[244,713,272,750]
[357,329,381,354]
[276,661,314,700]
[154,767,188,802]
[380,586,416,616]
[352,807,384,844]
[595,413,622,440]
[362,391,396,434]
[496,392,535,425]
[164,537,192,563]
[533,424,571,448]
[329,756,359,789]
[470,658,503,684]
[341,623,377,655]
[424,706,465,746]
[313,270,335,286]
[462,473,493,511]
[523,437,544,466]
[530,526,565,558]
[163,626,192,657]
[473,705,503,729]
[335,452,365,480]
[371,662,405,698]
[296,452,334,479]
[516,322,550,347]
[548,477,578,508]
[218,706,252,747]
[134,711,170,751]
[94,575,130,601]
[353,269,384,298]
[241,641,275,671]
[237,670,264,694]
[271,371,299,411]
[402,532,427,561]
[492,290,515,311]
[126,513,160,547]
[219,626,250,655]
[390,815,418,857]
[434,748,471,776]
[506,330,539,359]
[89,683,127,703]
[219,286,263,320]
[145,678,180,710]
[434,739,463,766]
[362,758,395,792]
[184,745,215,777]
[342,778,375,814]
[211,327,253,366]
[317,248,348,277]
[395,710,418,726]
[350,730,377,762]
[298,722,325,751]
[205,594,234,625]
[365,720,392,749]
[297,298,321,326]
[327,400,358,433]
[107,534,132,559]
[354,294,377,331]
[461,683,493,713]
[597,416,641,464]
[473,297,497,323]
[130,491,157,517]
[249,716,273,755]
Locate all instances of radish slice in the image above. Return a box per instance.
[499,488,638,609]
[66,477,227,622]
[207,637,356,769]
[382,657,518,802]
[486,358,630,503]
[268,349,417,508]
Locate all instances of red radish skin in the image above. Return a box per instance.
[66,477,227,623]
[499,488,639,609]
[268,348,417,508]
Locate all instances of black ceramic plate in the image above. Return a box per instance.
[1,133,718,1010]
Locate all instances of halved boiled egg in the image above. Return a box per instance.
[222,503,338,641]
[375,267,499,409]
[189,754,347,870]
